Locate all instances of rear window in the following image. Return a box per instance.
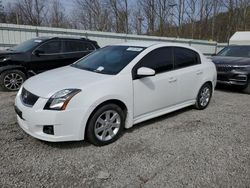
[63,40,94,52]
[174,47,200,69]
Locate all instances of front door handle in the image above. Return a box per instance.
[168,77,177,83]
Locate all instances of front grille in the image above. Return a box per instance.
[21,88,39,107]
[217,75,228,81]
[216,64,234,72]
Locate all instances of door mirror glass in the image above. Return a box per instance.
[34,49,44,56]
[137,67,155,77]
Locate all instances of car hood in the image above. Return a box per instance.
[0,50,21,56]
[212,56,250,65]
[23,66,113,98]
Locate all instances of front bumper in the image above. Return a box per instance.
[15,90,87,142]
[217,71,249,87]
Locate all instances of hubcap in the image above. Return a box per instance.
[94,110,121,142]
[199,87,211,107]
[3,73,24,91]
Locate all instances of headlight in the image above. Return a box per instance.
[0,57,10,62]
[234,65,250,71]
[44,89,81,110]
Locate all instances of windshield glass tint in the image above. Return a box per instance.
[218,46,250,58]
[72,46,145,75]
[10,38,43,52]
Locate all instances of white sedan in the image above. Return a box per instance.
[15,42,217,146]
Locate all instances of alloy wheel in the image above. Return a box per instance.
[94,110,121,141]
[199,86,211,107]
[3,72,24,91]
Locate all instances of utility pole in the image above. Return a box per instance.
[138,16,144,35]
[16,12,19,25]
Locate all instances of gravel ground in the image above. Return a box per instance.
[0,87,250,188]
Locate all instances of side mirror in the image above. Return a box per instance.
[137,67,155,77]
[34,50,44,56]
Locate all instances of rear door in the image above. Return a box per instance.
[133,47,179,118]
[30,40,63,72]
[62,40,95,65]
[173,47,203,103]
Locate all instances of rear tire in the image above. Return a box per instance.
[243,80,250,94]
[0,69,26,91]
[86,104,125,146]
[195,83,212,110]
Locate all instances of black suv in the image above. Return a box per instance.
[212,45,250,94]
[0,37,100,91]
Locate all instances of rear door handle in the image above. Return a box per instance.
[168,77,177,83]
[196,70,203,75]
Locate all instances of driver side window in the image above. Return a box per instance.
[37,40,62,54]
[133,47,173,79]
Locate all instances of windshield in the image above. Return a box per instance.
[9,38,43,52]
[72,45,145,75]
[217,46,250,58]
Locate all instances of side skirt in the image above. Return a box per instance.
[133,100,196,125]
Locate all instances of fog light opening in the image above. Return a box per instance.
[43,125,54,135]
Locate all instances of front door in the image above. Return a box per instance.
[133,47,179,118]
[30,40,63,73]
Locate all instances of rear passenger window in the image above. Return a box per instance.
[37,41,61,54]
[138,47,173,74]
[84,43,95,51]
[63,41,94,52]
[174,47,200,69]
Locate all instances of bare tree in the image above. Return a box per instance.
[238,0,250,30]
[197,0,213,39]
[176,0,185,37]
[211,0,222,40]
[15,0,48,26]
[186,0,198,39]
[109,0,129,33]
[222,0,238,42]
[73,0,112,31]
[155,0,172,36]
[49,0,68,28]
[138,0,157,34]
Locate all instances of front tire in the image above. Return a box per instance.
[195,83,212,110]
[243,80,250,94]
[0,69,26,91]
[86,104,125,146]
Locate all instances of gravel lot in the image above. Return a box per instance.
[0,87,249,188]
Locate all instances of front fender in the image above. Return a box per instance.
[0,65,27,74]
[78,95,133,140]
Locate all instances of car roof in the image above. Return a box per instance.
[112,41,201,54]
[112,41,191,48]
[33,36,94,42]
[112,41,161,47]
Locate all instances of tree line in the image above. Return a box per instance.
[1,0,250,42]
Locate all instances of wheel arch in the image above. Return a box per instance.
[0,65,28,76]
[204,81,213,89]
[84,99,129,139]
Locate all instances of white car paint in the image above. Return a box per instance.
[15,42,217,142]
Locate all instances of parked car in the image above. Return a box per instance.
[15,42,217,146]
[0,37,100,91]
[212,45,250,93]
